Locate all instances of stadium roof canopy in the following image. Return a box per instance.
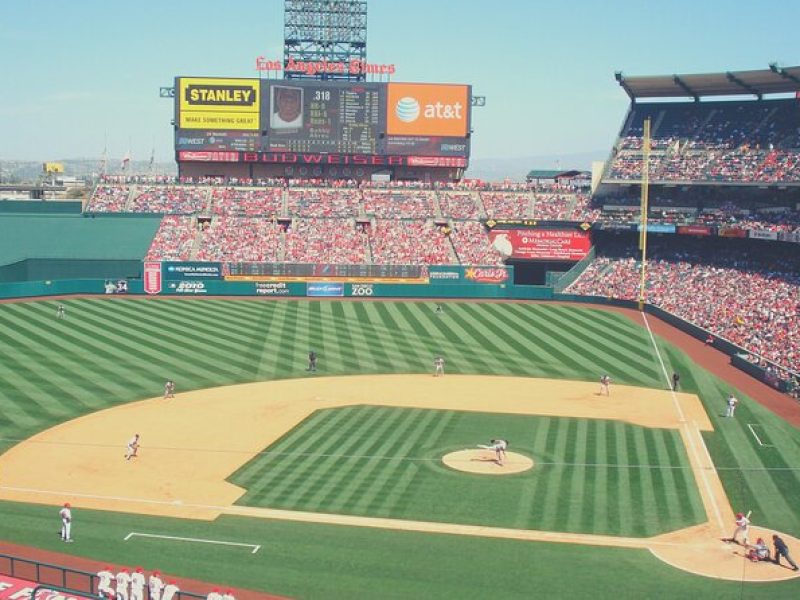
[615,64,800,101]
[526,169,588,181]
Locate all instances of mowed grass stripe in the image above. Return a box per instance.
[565,419,590,532]
[591,420,609,535]
[360,302,416,373]
[329,408,436,513]
[65,300,244,385]
[539,418,571,531]
[234,407,360,501]
[615,422,634,536]
[302,407,412,511]
[476,304,574,377]
[374,303,438,372]
[272,407,391,508]
[632,427,661,535]
[541,307,659,384]
[513,416,552,528]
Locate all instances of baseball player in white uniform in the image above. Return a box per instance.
[725,394,739,417]
[130,566,146,600]
[599,374,611,396]
[433,356,445,377]
[125,434,140,460]
[59,502,73,542]
[148,571,165,600]
[162,581,180,600]
[730,511,751,546]
[478,439,508,466]
[115,568,131,600]
[221,590,236,600]
[206,589,223,600]
[96,566,115,599]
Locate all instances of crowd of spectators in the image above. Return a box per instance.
[437,192,482,219]
[130,186,208,214]
[566,243,800,374]
[287,189,360,217]
[144,216,197,261]
[370,220,453,265]
[449,221,504,265]
[210,187,283,216]
[87,185,130,212]
[284,218,368,264]
[606,99,800,184]
[480,192,531,219]
[194,217,281,262]
[363,191,436,218]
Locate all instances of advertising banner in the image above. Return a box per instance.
[427,265,512,284]
[307,282,345,297]
[255,282,292,296]
[175,130,260,152]
[386,83,469,137]
[178,77,260,130]
[143,261,162,295]
[166,281,208,294]
[487,229,591,261]
[748,229,779,241]
[177,151,240,162]
[778,231,800,243]
[0,574,91,600]
[676,225,713,236]
[718,226,747,238]
[638,224,676,233]
[162,262,223,279]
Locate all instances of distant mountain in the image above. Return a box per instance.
[0,159,177,183]
[465,151,607,181]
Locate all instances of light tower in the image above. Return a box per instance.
[283,0,368,81]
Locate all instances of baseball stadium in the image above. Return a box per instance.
[1,2,800,599]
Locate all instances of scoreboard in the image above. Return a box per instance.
[226,263,423,280]
[266,81,381,154]
[175,77,471,160]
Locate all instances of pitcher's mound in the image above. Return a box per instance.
[442,449,534,475]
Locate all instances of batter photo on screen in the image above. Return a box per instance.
[271,85,303,129]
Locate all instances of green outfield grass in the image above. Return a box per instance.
[0,298,798,598]
[229,407,705,536]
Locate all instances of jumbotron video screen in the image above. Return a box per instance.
[174,77,471,160]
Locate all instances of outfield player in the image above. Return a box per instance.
[125,434,140,460]
[56,304,65,319]
[59,502,73,542]
[130,566,146,600]
[96,566,115,598]
[599,374,611,396]
[164,380,175,399]
[148,571,165,600]
[307,351,317,372]
[730,511,750,546]
[115,568,131,600]
[725,394,739,417]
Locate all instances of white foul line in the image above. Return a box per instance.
[124,532,260,554]
[640,313,726,534]
[747,424,772,448]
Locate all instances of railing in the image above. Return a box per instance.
[0,553,206,600]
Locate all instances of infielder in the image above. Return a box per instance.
[125,434,140,460]
[433,356,445,377]
[164,380,175,399]
[725,394,739,417]
[96,566,115,599]
[162,581,180,600]
[148,571,165,600]
[478,439,508,466]
[599,374,611,396]
[59,502,73,542]
[730,511,750,546]
[130,566,146,600]
[115,568,131,600]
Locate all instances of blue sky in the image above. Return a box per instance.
[1,0,797,164]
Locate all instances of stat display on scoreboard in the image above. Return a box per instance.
[226,263,423,280]
[174,77,471,160]
[265,81,382,154]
